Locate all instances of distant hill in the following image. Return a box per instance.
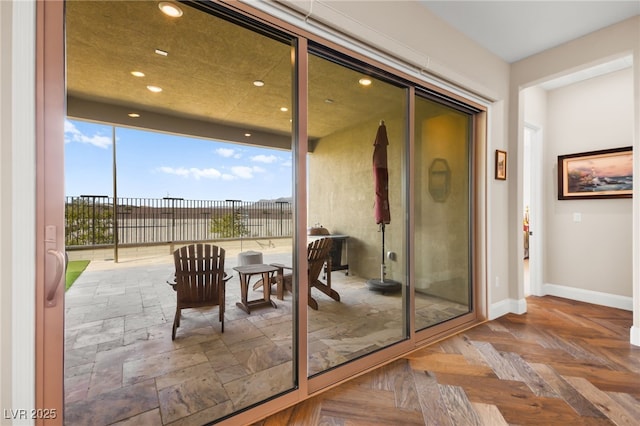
[255,197,292,204]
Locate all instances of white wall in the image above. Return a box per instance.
[523,87,547,128]
[0,0,11,414]
[1,0,37,420]
[545,69,633,302]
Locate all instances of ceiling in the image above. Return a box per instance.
[65,1,401,149]
[66,1,638,147]
[420,1,640,63]
[66,1,295,147]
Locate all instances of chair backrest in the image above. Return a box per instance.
[173,244,225,306]
[307,238,332,280]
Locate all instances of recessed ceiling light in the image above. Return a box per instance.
[280,107,288,112]
[146,85,163,93]
[244,133,251,137]
[131,71,145,77]
[359,78,372,86]
[253,80,265,87]
[128,113,140,118]
[155,49,168,57]
[158,2,183,17]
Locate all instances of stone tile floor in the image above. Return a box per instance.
[64,251,467,425]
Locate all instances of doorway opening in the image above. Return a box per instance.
[523,124,541,297]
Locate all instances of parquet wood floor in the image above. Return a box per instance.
[255,296,639,425]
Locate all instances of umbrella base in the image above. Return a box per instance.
[366,278,402,293]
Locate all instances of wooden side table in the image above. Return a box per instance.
[233,264,279,314]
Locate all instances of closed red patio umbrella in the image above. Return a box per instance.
[373,121,391,225]
[367,120,401,292]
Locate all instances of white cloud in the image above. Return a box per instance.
[191,168,223,180]
[158,166,222,180]
[158,166,190,177]
[64,119,112,149]
[216,148,236,158]
[64,119,79,137]
[158,163,267,181]
[251,154,278,164]
[231,166,254,179]
[230,165,268,179]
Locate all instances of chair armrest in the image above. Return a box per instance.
[167,273,177,291]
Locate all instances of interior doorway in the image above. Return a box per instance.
[523,124,542,296]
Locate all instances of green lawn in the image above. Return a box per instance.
[66,260,90,291]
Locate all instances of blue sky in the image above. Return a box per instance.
[64,119,292,201]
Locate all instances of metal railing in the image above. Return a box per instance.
[65,196,293,248]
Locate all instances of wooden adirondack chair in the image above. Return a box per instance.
[171,244,230,340]
[257,237,340,310]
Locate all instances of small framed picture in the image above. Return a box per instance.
[495,150,507,180]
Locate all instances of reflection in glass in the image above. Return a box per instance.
[414,96,472,331]
[306,51,408,377]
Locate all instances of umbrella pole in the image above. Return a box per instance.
[367,222,401,293]
[380,223,385,282]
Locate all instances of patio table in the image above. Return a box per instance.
[233,264,279,314]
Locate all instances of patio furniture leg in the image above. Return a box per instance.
[219,302,224,332]
[308,287,318,310]
[172,309,180,340]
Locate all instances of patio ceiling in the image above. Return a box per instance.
[65,1,401,150]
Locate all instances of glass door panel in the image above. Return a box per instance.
[414,95,473,331]
[64,1,296,423]
[307,50,408,377]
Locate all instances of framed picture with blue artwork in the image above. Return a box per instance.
[558,146,632,200]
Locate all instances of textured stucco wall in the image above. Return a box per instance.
[308,114,406,283]
[415,110,471,304]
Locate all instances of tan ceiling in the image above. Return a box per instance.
[65,0,403,148]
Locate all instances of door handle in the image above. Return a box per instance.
[45,248,65,307]
[44,219,65,309]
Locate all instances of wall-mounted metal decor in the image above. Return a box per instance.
[429,158,451,202]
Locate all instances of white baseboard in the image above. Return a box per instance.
[488,283,633,320]
[488,286,636,346]
[542,283,633,311]
[489,298,527,320]
[631,326,640,347]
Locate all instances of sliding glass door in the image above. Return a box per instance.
[414,94,474,332]
[51,1,484,424]
[306,49,409,377]
[64,2,297,423]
